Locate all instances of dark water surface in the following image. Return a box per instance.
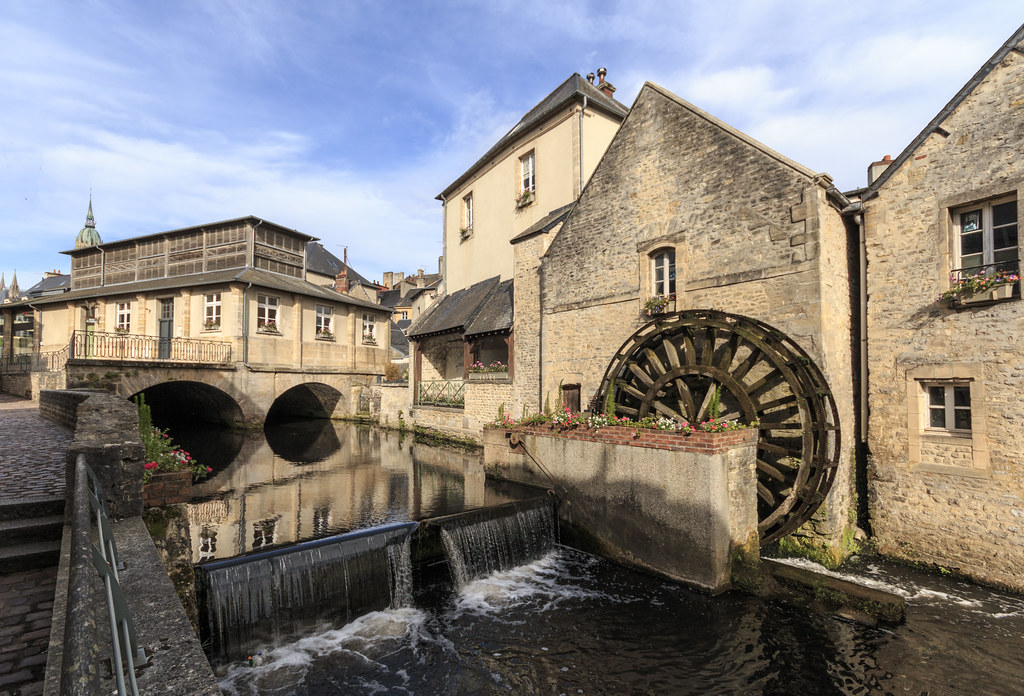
[166,420,1024,695]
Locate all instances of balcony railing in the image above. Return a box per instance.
[417,379,465,408]
[951,259,1020,282]
[0,345,68,374]
[70,330,232,364]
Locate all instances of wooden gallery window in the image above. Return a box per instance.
[651,248,676,296]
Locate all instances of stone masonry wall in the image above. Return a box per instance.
[527,83,857,545]
[863,39,1024,590]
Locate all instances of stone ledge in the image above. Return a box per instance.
[491,424,757,454]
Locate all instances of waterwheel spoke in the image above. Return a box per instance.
[674,379,696,419]
[696,382,717,422]
[627,362,654,387]
[756,393,799,413]
[643,347,668,378]
[700,326,716,366]
[757,440,802,458]
[757,481,775,504]
[756,458,789,482]
[652,401,685,421]
[715,333,742,373]
[662,337,681,369]
[747,370,786,399]
[731,347,763,382]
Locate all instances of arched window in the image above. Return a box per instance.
[651,248,676,296]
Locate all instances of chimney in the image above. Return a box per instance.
[586,72,595,84]
[418,268,424,281]
[335,269,349,294]
[395,271,405,287]
[596,67,616,99]
[383,271,393,289]
[867,154,893,186]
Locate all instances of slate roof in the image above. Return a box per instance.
[437,74,629,200]
[306,242,374,287]
[465,279,513,337]
[1,267,386,312]
[407,276,504,338]
[24,274,71,298]
[863,22,1024,200]
[378,289,402,308]
[389,320,410,357]
[510,203,575,244]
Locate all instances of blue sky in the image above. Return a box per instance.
[2,1,1021,287]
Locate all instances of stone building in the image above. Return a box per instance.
[514,82,858,546]
[0,207,390,406]
[857,24,1024,589]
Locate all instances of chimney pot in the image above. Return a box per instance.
[586,72,595,84]
[883,155,891,162]
[597,67,607,83]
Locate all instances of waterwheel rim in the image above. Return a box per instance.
[595,309,840,545]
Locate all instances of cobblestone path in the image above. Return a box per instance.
[0,394,70,501]
[0,394,71,696]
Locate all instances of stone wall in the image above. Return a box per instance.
[38,389,106,429]
[862,38,1024,590]
[523,83,857,546]
[483,425,758,592]
[464,378,512,431]
[376,381,412,430]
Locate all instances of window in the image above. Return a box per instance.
[651,249,676,296]
[462,193,474,230]
[257,294,279,332]
[520,151,535,193]
[116,302,131,332]
[926,384,972,431]
[362,314,376,343]
[400,310,409,320]
[316,304,333,338]
[252,518,277,550]
[204,293,221,329]
[955,197,1018,275]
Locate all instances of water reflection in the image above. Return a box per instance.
[182,421,541,564]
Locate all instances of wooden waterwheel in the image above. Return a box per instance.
[595,309,840,545]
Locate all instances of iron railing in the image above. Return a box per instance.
[0,345,68,373]
[951,259,1020,282]
[417,379,465,407]
[66,454,147,696]
[69,330,232,364]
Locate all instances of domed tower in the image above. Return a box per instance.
[74,199,102,249]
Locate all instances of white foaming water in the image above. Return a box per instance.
[218,606,428,695]
[453,547,621,617]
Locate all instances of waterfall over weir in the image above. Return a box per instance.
[196,521,417,662]
[435,497,558,589]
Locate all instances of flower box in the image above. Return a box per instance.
[953,282,1015,307]
[143,470,193,507]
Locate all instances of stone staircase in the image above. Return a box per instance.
[0,497,65,573]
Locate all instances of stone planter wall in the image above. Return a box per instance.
[143,470,194,508]
[482,425,759,592]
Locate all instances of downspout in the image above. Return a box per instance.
[439,194,447,297]
[578,96,587,196]
[854,210,867,444]
[241,280,253,370]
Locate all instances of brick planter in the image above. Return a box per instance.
[143,470,193,507]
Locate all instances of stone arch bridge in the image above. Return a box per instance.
[60,360,378,426]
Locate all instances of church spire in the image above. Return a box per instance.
[9,270,19,299]
[75,197,102,249]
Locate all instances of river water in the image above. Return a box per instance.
[170,421,1024,695]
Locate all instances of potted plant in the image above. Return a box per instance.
[203,320,220,330]
[643,294,675,316]
[460,226,473,240]
[515,189,534,208]
[316,329,335,341]
[940,269,1019,307]
[258,320,280,334]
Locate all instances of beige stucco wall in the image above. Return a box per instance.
[863,40,1024,590]
[443,106,622,293]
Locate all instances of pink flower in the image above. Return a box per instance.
[145,462,159,470]
[206,467,213,472]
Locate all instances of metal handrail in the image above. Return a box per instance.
[0,346,68,374]
[951,259,1020,281]
[417,379,465,407]
[67,454,146,696]
[70,330,232,363]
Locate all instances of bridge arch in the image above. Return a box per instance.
[128,380,246,427]
[118,370,264,425]
[267,382,350,421]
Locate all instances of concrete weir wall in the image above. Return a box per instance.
[483,426,759,592]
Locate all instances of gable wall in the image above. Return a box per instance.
[863,40,1024,589]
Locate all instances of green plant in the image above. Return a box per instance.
[939,268,1020,303]
[543,392,551,415]
[643,294,674,316]
[497,403,505,421]
[604,386,617,418]
[384,361,402,381]
[707,385,722,421]
[136,395,211,484]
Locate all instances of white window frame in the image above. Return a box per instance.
[925,383,972,433]
[204,293,221,328]
[954,195,1018,274]
[116,302,131,332]
[257,294,279,331]
[316,304,333,337]
[462,193,474,230]
[362,313,376,343]
[651,248,676,297]
[520,151,535,193]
